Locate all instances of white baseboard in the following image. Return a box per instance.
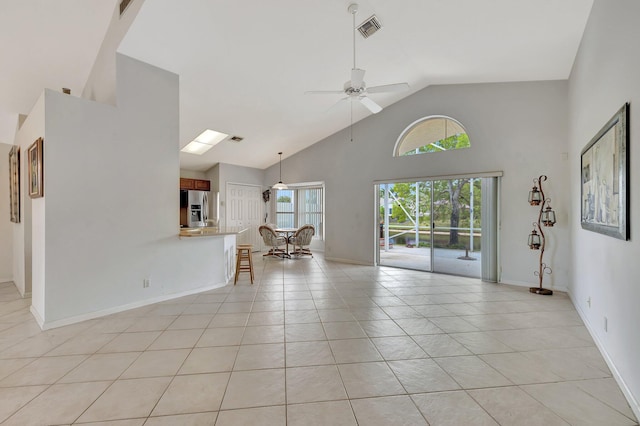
[0,277,13,284]
[568,290,640,421]
[30,305,45,329]
[37,281,229,330]
[498,278,568,293]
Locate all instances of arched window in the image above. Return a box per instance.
[394,115,470,157]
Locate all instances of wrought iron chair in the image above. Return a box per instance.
[259,225,287,258]
[288,224,315,257]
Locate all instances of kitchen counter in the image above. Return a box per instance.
[176,228,244,288]
[179,226,247,238]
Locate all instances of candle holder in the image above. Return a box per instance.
[528,175,556,295]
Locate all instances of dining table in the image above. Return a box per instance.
[274,227,297,257]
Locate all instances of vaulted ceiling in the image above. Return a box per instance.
[1,0,594,170]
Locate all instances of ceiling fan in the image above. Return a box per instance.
[306,3,409,115]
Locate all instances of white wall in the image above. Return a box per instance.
[30,54,233,327]
[219,163,264,187]
[568,0,640,417]
[0,143,14,283]
[0,112,19,148]
[204,164,220,223]
[266,81,570,289]
[82,0,146,105]
[180,169,206,180]
[12,94,45,298]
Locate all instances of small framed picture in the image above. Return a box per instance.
[28,137,44,199]
[9,146,20,222]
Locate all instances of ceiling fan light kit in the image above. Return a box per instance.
[306,2,409,116]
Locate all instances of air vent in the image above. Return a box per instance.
[357,15,382,38]
[120,0,133,15]
[230,136,244,143]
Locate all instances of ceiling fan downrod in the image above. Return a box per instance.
[348,3,358,71]
[303,1,408,118]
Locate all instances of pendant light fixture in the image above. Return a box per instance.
[272,152,288,190]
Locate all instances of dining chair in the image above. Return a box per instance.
[288,224,315,257]
[258,225,287,258]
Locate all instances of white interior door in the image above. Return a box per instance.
[227,183,263,249]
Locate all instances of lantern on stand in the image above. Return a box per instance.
[527,175,556,295]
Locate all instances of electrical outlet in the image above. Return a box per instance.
[143,278,150,288]
[604,316,608,332]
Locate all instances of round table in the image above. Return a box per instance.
[275,228,297,257]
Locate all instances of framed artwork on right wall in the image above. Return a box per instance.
[580,103,629,240]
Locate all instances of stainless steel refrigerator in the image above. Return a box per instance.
[180,190,209,227]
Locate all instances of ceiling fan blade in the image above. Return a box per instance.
[305,90,345,95]
[359,96,382,114]
[351,68,366,89]
[366,82,410,94]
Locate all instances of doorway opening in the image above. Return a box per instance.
[376,176,499,280]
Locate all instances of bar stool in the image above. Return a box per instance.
[234,244,254,285]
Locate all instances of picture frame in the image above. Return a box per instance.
[8,146,20,222]
[28,137,44,199]
[580,103,629,240]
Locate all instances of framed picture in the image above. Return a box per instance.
[580,103,629,240]
[8,146,20,222]
[28,137,44,199]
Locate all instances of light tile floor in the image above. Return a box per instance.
[0,254,637,425]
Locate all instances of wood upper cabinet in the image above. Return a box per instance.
[180,178,210,191]
[180,178,195,190]
[194,179,211,191]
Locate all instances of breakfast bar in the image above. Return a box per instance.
[177,226,248,289]
[179,226,247,238]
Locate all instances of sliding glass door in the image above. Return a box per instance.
[378,182,432,272]
[431,178,481,276]
[377,176,497,280]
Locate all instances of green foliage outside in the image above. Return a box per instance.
[401,133,470,156]
[380,174,482,248]
[382,180,481,227]
[277,195,291,203]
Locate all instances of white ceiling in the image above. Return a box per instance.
[0,0,117,140]
[1,0,594,171]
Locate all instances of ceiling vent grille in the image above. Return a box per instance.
[230,136,244,143]
[357,15,382,38]
[120,0,133,15]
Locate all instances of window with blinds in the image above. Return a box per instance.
[274,186,323,239]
